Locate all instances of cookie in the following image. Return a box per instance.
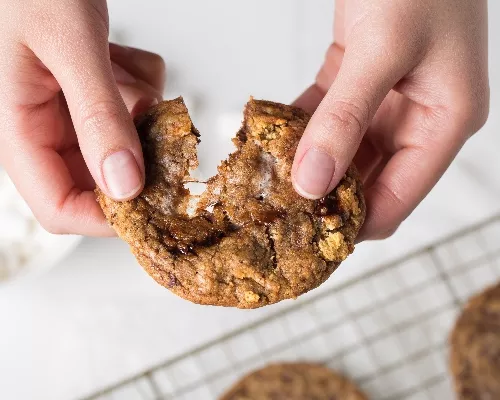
[450,282,500,399]
[96,98,365,308]
[219,363,368,400]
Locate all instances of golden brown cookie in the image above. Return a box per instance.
[96,98,365,308]
[219,363,368,400]
[450,282,500,399]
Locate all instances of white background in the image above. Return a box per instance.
[1,1,499,399]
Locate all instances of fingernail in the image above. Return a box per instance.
[111,63,136,85]
[102,150,142,200]
[294,148,335,199]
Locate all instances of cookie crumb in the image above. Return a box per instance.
[319,232,350,262]
[338,184,361,216]
[244,291,260,303]
[322,215,343,231]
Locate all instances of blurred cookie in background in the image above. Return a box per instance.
[219,362,368,400]
[450,282,500,399]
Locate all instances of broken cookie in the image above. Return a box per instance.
[96,98,365,308]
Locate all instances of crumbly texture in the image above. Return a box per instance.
[96,98,365,308]
[219,363,368,400]
[450,282,500,399]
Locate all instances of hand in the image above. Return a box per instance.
[292,0,489,241]
[0,0,165,236]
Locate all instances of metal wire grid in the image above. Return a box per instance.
[82,214,500,400]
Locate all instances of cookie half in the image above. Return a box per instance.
[219,363,368,400]
[450,282,500,399]
[96,98,365,308]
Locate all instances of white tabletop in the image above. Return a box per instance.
[1,1,500,399]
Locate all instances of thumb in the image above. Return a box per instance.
[27,2,144,201]
[292,39,410,200]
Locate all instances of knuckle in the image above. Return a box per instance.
[370,181,406,215]
[375,226,400,240]
[79,100,123,133]
[37,188,85,235]
[37,211,66,235]
[145,52,167,81]
[323,98,370,137]
[468,93,490,133]
[41,222,64,235]
[83,1,110,35]
[149,52,166,70]
[30,2,109,43]
[366,182,407,240]
[477,101,490,130]
[453,84,490,136]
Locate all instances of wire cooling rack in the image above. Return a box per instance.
[82,214,500,400]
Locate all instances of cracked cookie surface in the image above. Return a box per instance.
[450,282,500,399]
[219,363,368,400]
[96,98,365,308]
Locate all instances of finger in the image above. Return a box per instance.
[292,29,420,200]
[292,84,325,115]
[110,43,166,94]
[352,138,384,185]
[10,148,114,236]
[0,42,113,236]
[316,43,344,93]
[293,42,344,115]
[333,0,346,48]
[358,130,465,242]
[112,62,161,117]
[24,2,144,201]
[117,81,159,118]
[1,105,114,236]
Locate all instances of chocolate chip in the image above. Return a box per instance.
[255,210,284,225]
[236,127,248,143]
[315,196,338,216]
[266,226,277,269]
[167,273,178,288]
[178,243,194,255]
[192,127,201,138]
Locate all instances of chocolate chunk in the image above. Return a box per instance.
[315,196,339,216]
[167,273,178,288]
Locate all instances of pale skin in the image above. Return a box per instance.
[0,0,489,241]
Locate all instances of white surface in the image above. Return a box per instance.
[1,1,500,399]
[0,169,82,285]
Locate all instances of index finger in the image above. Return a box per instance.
[358,126,466,242]
[1,135,113,236]
[24,1,145,202]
